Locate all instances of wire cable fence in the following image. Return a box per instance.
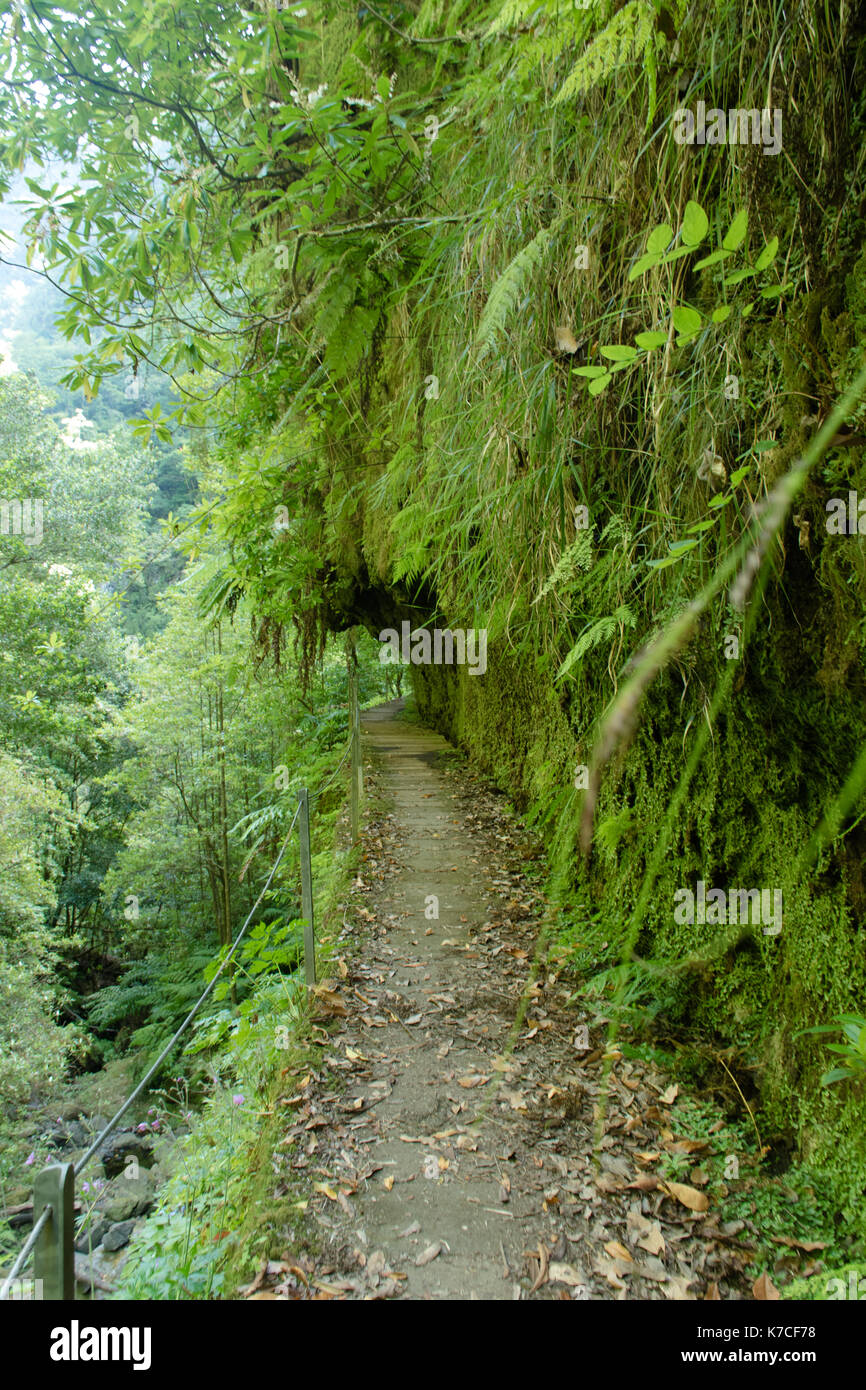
[0,672,365,1303]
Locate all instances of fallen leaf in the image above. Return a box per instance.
[637,1222,666,1257]
[548,1262,585,1287]
[383,1175,394,1191]
[660,1084,679,1105]
[457,1074,489,1088]
[627,1174,660,1192]
[704,1282,721,1300]
[604,1240,633,1262]
[312,986,347,1018]
[752,1271,780,1301]
[770,1235,827,1252]
[663,1275,697,1300]
[659,1180,709,1213]
[528,1243,550,1292]
[415,1242,442,1267]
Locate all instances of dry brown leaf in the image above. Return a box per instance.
[637,1222,666,1256]
[626,1174,659,1192]
[383,1174,395,1191]
[770,1235,827,1252]
[660,1084,679,1105]
[659,1179,709,1212]
[604,1240,633,1262]
[548,1262,585,1287]
[704,1282,722,1300]
[752,1271,780,1301]
[312,985,347,1018]
[528,1243,550,1293]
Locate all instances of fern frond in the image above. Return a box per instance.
[535,530,593,602]
[554,0,654,104]
[557,603,636,680]
[475,220,560,356]
[325,304,379,377]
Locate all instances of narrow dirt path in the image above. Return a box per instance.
[276,701,754,1301]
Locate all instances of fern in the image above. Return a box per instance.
[535,529,593,602]
[475,219,561,356]
[557,603,636,680]
[313,272,357,345]
[324,303,379,377]
[554,0,682,114]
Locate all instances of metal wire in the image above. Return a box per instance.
[72,798,303,1178]
[0,1204,51,1302]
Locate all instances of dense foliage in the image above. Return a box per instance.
[1,0,864,1277]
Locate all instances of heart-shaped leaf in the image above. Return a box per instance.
[646,222,673,254]
[588,373,611,395]
[672,305,702,336]
[681,200,709,246]
[635,330,668,349]
[600,344,638,361]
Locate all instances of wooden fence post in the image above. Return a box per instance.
[297,787,316,986]
[348,636,363,843]
[33,1163,74,1301]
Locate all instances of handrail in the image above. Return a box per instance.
[0,689,364,1301]
[0,1204,51,1302]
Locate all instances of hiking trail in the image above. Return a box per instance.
[269,701,752,1301]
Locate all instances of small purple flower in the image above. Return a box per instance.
[81,1181,90,1194]
[24,1152,35,1167]
[150,1120,161,1131]
[147,1107,156,1116]
[232,1094,245,1107]
[136,1122,148,1133]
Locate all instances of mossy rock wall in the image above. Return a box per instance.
[411,626,866,1232]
